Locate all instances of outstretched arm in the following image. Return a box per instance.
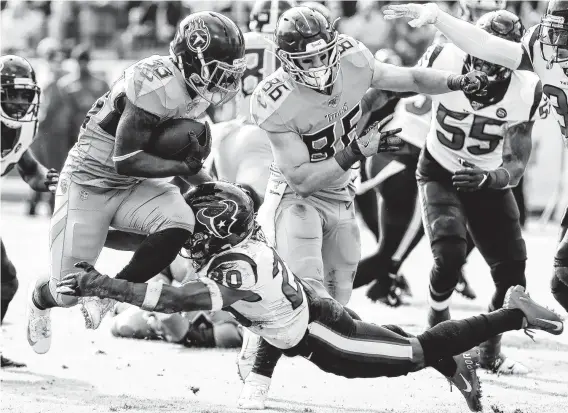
[383,2,524,70]
[56,262,253,313]
[371,59,487,95]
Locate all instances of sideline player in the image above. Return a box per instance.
[56,181,564,413]
[246,5,488,407]
[1,55,59,367]
[26,12,247,355]
[384,0,568,316]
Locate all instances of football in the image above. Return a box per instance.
[147,118,207,161]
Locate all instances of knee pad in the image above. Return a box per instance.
[430,238,467,294]
[276,204,324,282]
[489,260,526,309]
[325,270,355,305]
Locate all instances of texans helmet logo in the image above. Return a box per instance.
[186,18,211,53]
[196,200,239,239]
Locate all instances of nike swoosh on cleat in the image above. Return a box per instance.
[460,374,472,393]
[536,318,564,331]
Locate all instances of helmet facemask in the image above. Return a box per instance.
[539,15,568,69]
[465,55,512,85]
[0,81,40,128]
[176,52,246,107]
[278,32,340,90]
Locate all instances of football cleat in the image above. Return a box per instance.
[503,285,564,336]
[367,273,411,307]
[79,297,117,330]
[481,353,529,375]
[448,349,482,412]
[237,330,261,382]
[26,283,52,354]
[237,372,271,410]
[454,273,477,300]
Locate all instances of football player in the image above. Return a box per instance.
[1,55,59,367]
[384,0,568,317]
[355,2,511,307]
[209,0,296,207]
[385,9,543,375]
[56,181,564,413]
[25,12,247,355]
[246,5,488,407]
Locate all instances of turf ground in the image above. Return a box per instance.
[1,201,567,413]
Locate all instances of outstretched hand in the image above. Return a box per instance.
[383,3,440,28]
[55,261,106,296]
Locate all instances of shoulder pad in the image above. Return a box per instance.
[207,251,259,290]
[416,43,445,68]
[519,25,539,70]
[124,56,178,118]
[250,71,292,133]
[431,43,465,70]
[337,35,374,69]
[514,71,543,120]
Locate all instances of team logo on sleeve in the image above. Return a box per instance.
[196,200,239,239]
[496,108,507,118]
[186,18,211,53]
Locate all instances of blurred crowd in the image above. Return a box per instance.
[0,0,558,215]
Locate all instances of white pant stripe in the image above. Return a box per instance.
[308,322,413,360]
[392,195,423,261]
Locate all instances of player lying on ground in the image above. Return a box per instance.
[1,55,59,368]
[383,0,568,316]
[26,11,247,355]
[109,255,242,349]
[56,182,564,413]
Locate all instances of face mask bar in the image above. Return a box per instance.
[0,81,40,123]
[465,56,511,82]
[539,16,568,67]
[185,56,246,106]
[278,32,340,90]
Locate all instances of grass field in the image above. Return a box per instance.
[2,201,568,413]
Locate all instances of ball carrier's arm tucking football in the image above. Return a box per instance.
[147,118,212,175]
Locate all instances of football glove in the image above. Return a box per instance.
[452,159,490,191]
[45,168,59,193]
[383,2,440,28]
[354,114,403,158]
[184,121,212,175]
[56,261,109,296]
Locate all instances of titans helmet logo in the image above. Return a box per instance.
[186,18,211,53]
[196,200,239,239]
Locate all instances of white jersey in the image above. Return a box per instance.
[63,55,209,188]
[386,94,432,148]
[425,43,542,172]
[521,25,568,140]
[195,238,309,349]
[1,122,36,176]
[238,31,280,123]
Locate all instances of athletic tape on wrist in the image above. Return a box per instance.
[335,145,361,171]
[199,277,224,311]
[447,74,463,91]
[141,282,163,311]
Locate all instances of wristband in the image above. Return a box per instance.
[447,74,464,91]
[141,282,163,311]
[334,145,363,171]
[199,277,224,311]
[486,167,511,189]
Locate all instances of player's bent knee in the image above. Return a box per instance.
[431,238,467,273]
